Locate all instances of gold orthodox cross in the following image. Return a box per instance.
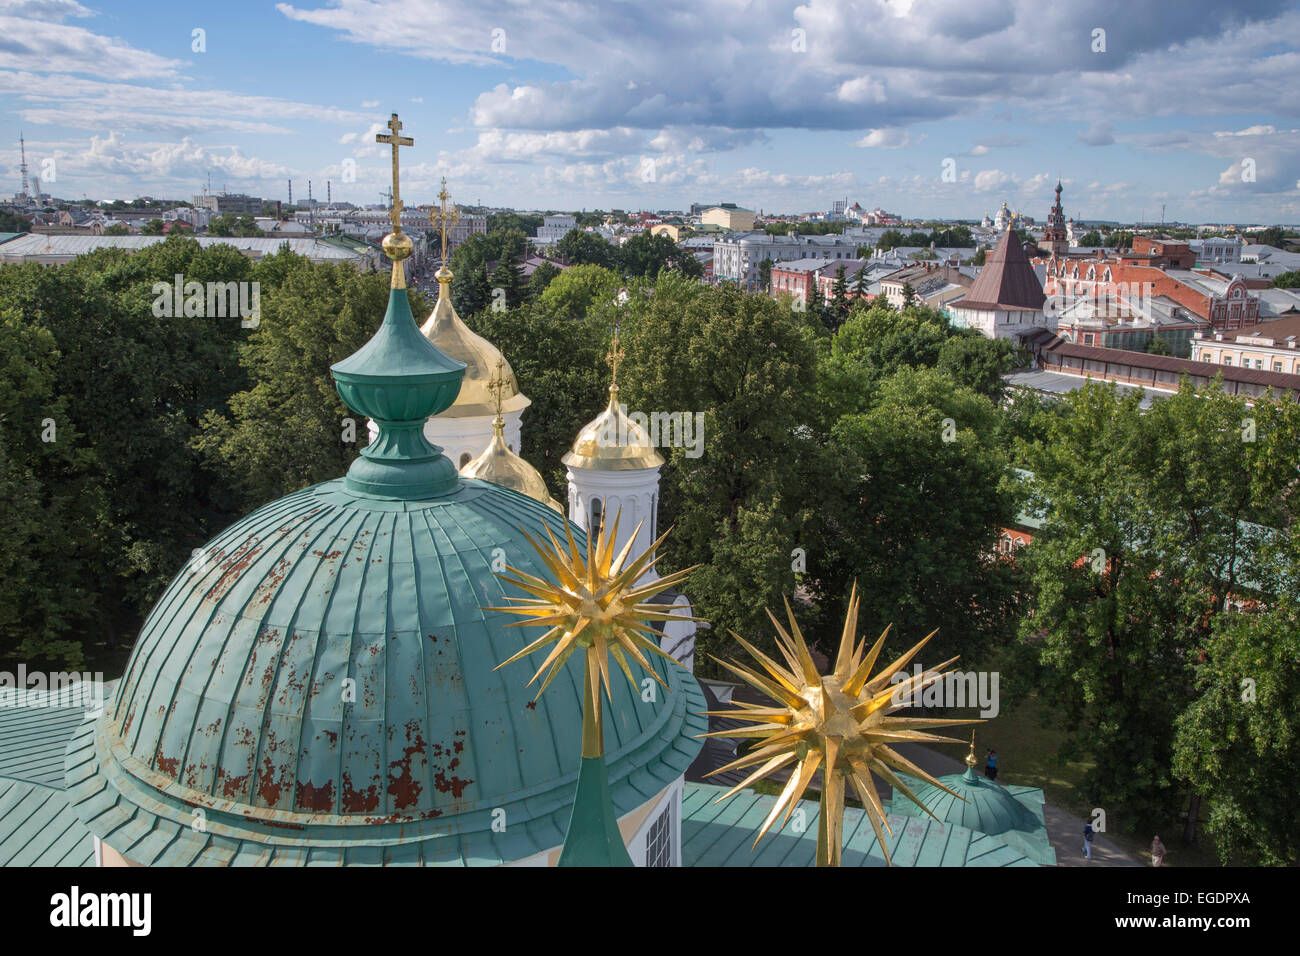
[605,326,624,387]
[375,113,413,233]
[487,355,507,419]
[431,177,460,262]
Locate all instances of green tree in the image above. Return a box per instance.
[901,281,916,307]
[758,257,773,293]
[1248,226,1287,249]
[556,229,614,268]
[489,252,526,311]
[1173,583,1300,865]
[616,275,822,661]
[1270,270,1300,289]
[104,223,130,236]
[0,210,30,232]
[829,264,850,332]
[804,366,1023,665]
[1147,335,1172,356]
[936,333,1018,402]
[451,263,491,318]
[876,229,906,251]
[1016,381,1299,830]
[0,311,106,667]
[1078,230,1104,247]
[0,236,254,655]
[141,218,165,235]
[535,264,622,321]
[528,260,562,301]
[617,231,701,280]
[488,212,543,236]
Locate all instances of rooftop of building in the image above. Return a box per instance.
[1208,313,1300,344]
[0,233,372,261]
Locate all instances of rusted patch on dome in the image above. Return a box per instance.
[341,773,380,813]
[386,719,426,811]
[295,779,335,812]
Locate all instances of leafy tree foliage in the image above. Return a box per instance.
[556,229,615,268]
[535,264,622,321]
[1172,577,1300,865]
[616,231,702,280]
[617,275,821,659]
[487,212,543,236]
[1015,381,1300,829]
[0,236,255,662]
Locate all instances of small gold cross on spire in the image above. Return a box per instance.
[431,177,461,265]
[375,113,413,234]
[605,326,625,388]
[487,355,508,424]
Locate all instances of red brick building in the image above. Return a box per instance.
[1041,236,1259,331]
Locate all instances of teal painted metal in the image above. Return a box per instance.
[0,704,87,787]
[331,288,465,499]
[558,757,634,867]
[681,784,1041,867]
[0,699,101,867]
[65,478,706,865]
[0,780,96,866]
[885,767,1057,866]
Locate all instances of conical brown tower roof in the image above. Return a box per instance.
[961,229,1046,311]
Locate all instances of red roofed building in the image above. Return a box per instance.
[1042,236,1259,331]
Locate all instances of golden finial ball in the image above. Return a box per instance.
[382,232,413,261]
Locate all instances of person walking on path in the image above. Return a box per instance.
[1151,835,1166,867]
[1083,822,1095,860]
[984,748,998,781]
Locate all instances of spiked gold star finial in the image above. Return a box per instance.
[704,584,983,866]
[488,511,699,758]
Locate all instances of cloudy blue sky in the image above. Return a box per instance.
[3,0,1299,223]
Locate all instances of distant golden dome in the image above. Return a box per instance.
[562,383,665,472]
[460,420,563,513]
[421,269,531,419]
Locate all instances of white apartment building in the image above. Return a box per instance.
[712,232,865,287]
[535,214,578,245]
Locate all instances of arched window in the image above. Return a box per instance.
[459,453,471,468]
[589,497,603,535]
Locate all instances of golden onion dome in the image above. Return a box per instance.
[461,419,563,513]
[420,266,531,419]
[561,382,666,472]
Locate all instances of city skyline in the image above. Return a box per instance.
[3,0,1300,222]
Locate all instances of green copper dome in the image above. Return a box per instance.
[65,283,704,866]
[886,766,1056,866]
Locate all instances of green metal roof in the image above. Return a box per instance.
[0,780,96,866]
[885,767,1057,866]
[65,478,705,865]
[681,784,1041,867]
[0,699,100,867]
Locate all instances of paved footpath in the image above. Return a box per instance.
[890,743,1144,867]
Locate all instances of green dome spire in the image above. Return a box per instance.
[331,287,466,499]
